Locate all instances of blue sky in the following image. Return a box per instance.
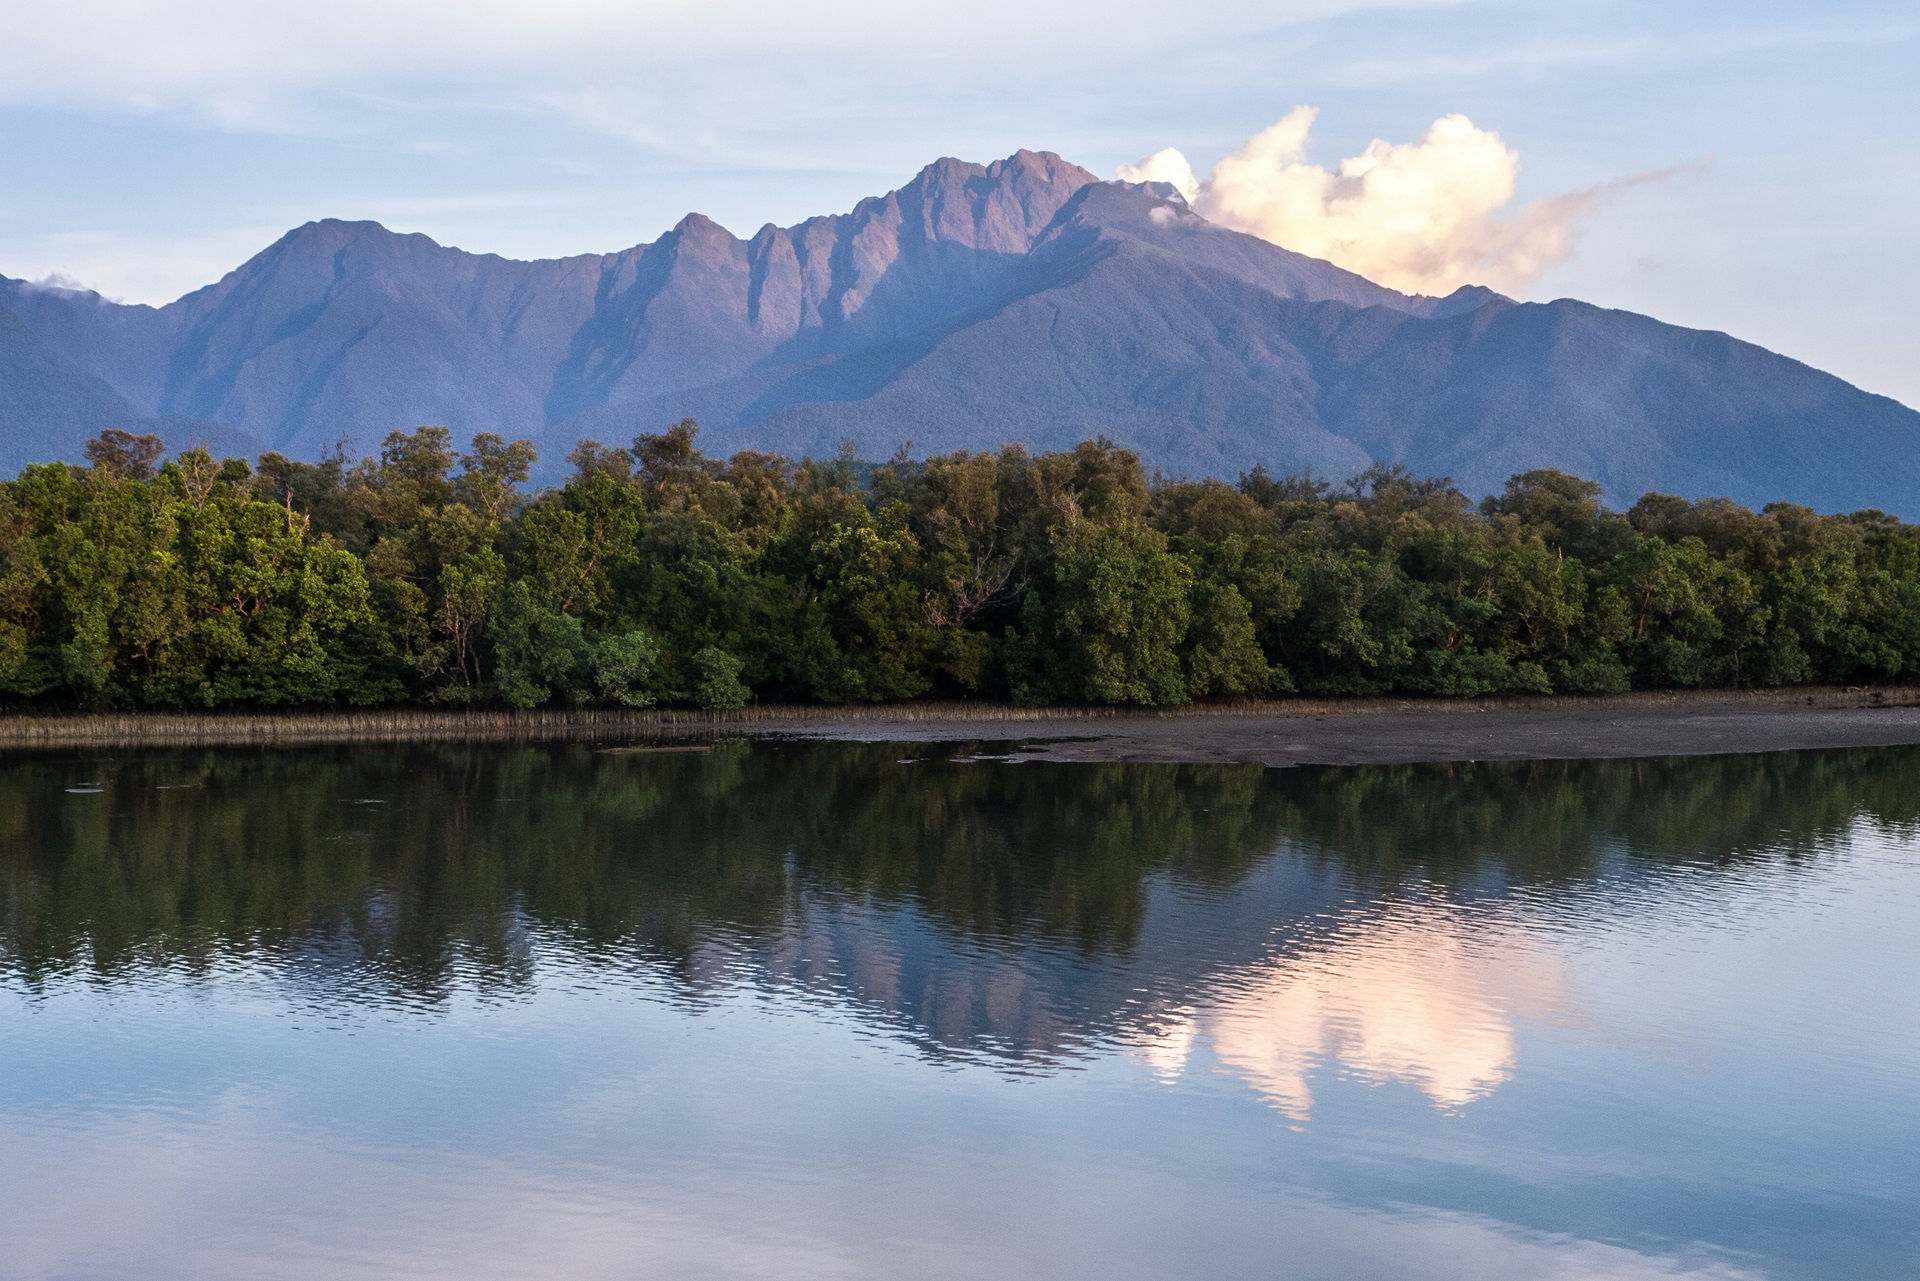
[1,0,1914,405]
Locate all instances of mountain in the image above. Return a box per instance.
[3,150,1916,514]
[0,303,143,473]
[0,299,259,473]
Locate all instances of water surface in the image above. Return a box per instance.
[2,741,1916,1279]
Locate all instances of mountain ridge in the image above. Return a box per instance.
[3,149,1916,514]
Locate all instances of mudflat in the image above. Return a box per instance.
[4,687,1920,763]
[762,688,1920,766]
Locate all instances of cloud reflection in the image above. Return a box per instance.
[0,1107,1759,1281]
[1135,903,1565,1118]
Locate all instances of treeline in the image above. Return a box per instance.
[1,423,1917,710]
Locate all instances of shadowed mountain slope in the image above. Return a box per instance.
[3,150,1916,513]
[0,304,147,474]
[0,304,259,472]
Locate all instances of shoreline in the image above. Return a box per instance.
[3,685,1920,764]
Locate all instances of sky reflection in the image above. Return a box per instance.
[2,743,1917,1279]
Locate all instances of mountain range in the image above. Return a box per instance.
[3,149,1916,513]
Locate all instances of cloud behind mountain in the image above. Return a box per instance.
[1120,108,1695,296]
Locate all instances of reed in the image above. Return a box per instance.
[0,685,1914,749]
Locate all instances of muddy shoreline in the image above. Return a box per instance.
[3,685,1920,764]
[771,691,1920,767]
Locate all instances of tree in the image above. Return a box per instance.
[1014,517,1192,706]
[5,429,1919,712]
[84,430,165,481]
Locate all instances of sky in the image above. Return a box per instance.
[0,0,1914,406]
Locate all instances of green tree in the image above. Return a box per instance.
[1014,517,1192,706]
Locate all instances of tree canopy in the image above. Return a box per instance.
[3,426,1918,710]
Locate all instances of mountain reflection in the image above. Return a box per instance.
[3,740,1917,1102]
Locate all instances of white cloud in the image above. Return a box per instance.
[14,272,94,296]
[1114,148,1201,203]
[1122,107,1686,296]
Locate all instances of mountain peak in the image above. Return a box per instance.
[280,218,428,250]
[672,210,726,233]
[879,148,1098,255]
[668,211,740,247]
[5,146,1914,515]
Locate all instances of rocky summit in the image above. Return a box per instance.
[3,150,1916,513]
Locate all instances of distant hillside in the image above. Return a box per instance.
[3,150,1916,513]
[0,302,257,473]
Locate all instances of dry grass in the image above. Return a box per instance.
[0,685,1915,749]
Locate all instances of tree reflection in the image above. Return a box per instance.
[3,740,1917,1079]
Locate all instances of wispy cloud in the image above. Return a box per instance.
[1327,38,1652,86]
[0,1,1455,126]
[1,226,290,304]
[1320,10,1920,88]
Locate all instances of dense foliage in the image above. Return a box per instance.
[3,424,1918,709]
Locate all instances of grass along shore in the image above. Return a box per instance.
[4,684,1919,750]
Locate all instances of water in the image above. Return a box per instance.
[2,741,1917,1280]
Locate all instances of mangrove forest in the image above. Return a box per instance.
[2,423,1918,710]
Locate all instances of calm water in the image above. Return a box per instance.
[2,741,1917,1280]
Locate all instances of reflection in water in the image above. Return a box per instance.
[0,740,1909,1117]
[7,741,1904,1075]
[1,741,1913,1066]
[3,741,1904,998]
[1141,904,1565,1118]
[3,742,1920,1280]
